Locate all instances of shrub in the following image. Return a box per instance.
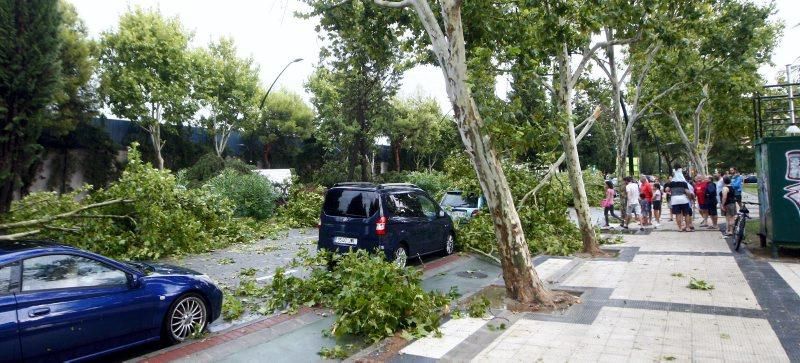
[205,169,280,220]
[182,152,255,188]
[267,249,450,343]
[277,184,325,228]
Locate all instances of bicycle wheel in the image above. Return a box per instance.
[734,215,746,251]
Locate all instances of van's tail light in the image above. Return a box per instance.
[471,210,480,217]
[316,219,321,229]
[376,216,387,236]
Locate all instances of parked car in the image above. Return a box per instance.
[0,240,222,362]
[744,175,758,183]
[318,183,455,268]
[439,190,486,222]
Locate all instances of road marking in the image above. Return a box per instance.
[400,317,487,359]
[255,269,298,281]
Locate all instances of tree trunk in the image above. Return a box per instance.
[374,0,553,305]
[347,142,357,181]
[149,124,165,170]
[263,143,272,169]
[393,140,402,172]
[556,45,600,255]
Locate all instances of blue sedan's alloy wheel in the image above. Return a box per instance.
[167,294,208,342]
[393,246,408,268]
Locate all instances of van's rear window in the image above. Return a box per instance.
[323,190,380,218]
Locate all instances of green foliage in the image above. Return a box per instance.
[443,152,583,257]
[222,292,245,321]
[205,169,279,220]
[181,153,255,188]
[3,143,252,260]
[688,278,714,290]
[318,345,353,360]
[403,171,451,200]
[467,296,491,318]
[277,184,325,228]
[267,250,450,343]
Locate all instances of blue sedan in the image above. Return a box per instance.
[0,241,223,362]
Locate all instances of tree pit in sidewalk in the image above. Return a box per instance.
[462,285,581,314]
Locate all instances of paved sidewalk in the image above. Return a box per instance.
[394,230,800,362]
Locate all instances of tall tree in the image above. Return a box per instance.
[193,37,260,157]
[382,96,449,172]
[374,0,554,305]
[249,89,314,168]
[302,0,408,181]
[0,0,63,213]
[98,8,196,170]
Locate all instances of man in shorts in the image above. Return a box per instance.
[624,177,641,229]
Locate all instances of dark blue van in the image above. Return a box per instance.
[318,183,455,267]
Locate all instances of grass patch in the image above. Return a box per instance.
[744,218,761,246]
[742,183,758,195]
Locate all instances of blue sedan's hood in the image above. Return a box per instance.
[126,261,203,276]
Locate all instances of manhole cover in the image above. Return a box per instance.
[456,270,488,279]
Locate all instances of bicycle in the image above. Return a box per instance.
[732,201,759,251]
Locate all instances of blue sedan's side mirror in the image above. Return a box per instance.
[129,274,144,289]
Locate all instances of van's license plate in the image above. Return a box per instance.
[333,236,357,246]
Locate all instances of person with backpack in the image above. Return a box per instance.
[602,180,622,228]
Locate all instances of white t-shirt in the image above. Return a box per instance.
[626,183,640,206]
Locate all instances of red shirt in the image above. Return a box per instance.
[695,181,708,206]
[641,182,653,202]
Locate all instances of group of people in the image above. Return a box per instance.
[602,165,744,235]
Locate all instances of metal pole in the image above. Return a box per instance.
[259,58,303,110]
[788,64,796,125]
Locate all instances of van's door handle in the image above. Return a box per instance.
[28,307,50,317]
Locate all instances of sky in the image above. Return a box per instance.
[70,0,799,113]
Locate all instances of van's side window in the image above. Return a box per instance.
[387,193,424,218]
[0,262,20,294]
[415,193,438,218]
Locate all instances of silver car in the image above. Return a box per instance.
[440,190,486,222]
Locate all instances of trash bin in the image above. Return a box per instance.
[754,136,800,257]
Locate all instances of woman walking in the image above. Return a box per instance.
[602,180,623,228]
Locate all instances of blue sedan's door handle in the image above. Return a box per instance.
[28,307,50,317]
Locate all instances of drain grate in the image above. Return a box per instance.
[456,270,488,279]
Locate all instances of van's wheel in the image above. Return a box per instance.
[164,293,208,343]
[444,233,455,255]
[393,246,408,268]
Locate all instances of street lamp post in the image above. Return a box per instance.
[258,57,303,168]
[259,57,303,110]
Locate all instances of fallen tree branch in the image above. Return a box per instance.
[0,230,42,241]
[467,246,501,265]
[519,106,602,207]
[0,198,130,231]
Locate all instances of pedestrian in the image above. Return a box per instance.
[665,176,674,222]
[664,165,695,232]
[715,170,725,201]
[653,183,663,225]
[729,167,743,209]
[602,180,622,228]
[694,174,709,227]
[624,176,641,230]
[704,174,719,230]
[640,176,653,227]
[721,175,737,236]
